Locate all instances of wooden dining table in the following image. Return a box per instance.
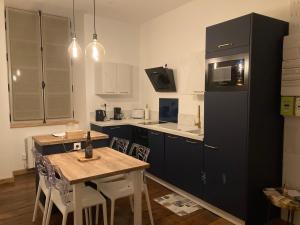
[47,147,150,225]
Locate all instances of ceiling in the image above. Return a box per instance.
[5,0,194,24]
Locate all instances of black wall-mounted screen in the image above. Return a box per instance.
[159,98,179,123]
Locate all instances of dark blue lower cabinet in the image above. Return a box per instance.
[132,127,149,147]
[203,92,248,219]
[147,130,165,179]
[165,134,203,198]
[90,124,132,143]
[181,138,203,198]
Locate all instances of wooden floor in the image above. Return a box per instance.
[0,172,286,225]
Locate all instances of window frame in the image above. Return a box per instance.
[5,7,75,127]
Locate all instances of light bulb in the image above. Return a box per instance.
[68,37,82,60]
[85,37,105,63]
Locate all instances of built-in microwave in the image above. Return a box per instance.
[206,53,249,91]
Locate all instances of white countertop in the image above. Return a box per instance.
[90,119,204,141]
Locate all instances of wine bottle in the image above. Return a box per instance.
[85,131,93,158]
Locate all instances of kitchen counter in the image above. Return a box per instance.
[90,119,204,141]
[33,131,109,146]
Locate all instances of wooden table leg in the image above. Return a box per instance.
[290,210,295,225]
[131,171,143,225]
[73,183,84,225]
[266,201,271,224]
[287,210,291,225]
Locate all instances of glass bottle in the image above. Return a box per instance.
[85,131,93,158]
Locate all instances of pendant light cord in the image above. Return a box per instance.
[93,0,97,37]
[72,0,76,37]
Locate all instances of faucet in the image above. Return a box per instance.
[195,105,201,129]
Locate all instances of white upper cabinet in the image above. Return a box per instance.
[117,64,132,94]
[102,63,117,94]
[95,62,132,95]
[180,51,205,95]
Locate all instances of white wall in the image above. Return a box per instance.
[83,15,140,121]
[139,0,290,126]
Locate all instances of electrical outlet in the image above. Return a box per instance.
[73,142,81,150]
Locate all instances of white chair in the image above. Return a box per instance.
[32,150,51,225]
[98,143,154,225]
[92,137,130,224]
[92,137,130,185]
[45,162,108,225]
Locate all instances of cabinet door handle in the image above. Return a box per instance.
[222,173,227,184]
[201,171,206,184]
[150,131,160,136]
[186,140,198,144]
[217,43,233,48]
[110,126,120,130]
[167,135,178,139]
[204,144,218,150]
[120,91,129,94]
[105,91,115,94]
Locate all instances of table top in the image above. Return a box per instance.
[47,147,150,185]
[263,188,300,210]
[32,131,109,146]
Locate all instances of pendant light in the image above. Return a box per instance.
[68,0,82,59]
[85,0,106,63]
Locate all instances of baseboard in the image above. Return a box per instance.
[0,168,35,185]
[13,168,35,176]
[146,173,245,225]
[0,177,14,185]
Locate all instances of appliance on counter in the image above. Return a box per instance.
[203,13,288,225]
[131,109,145,119]
[113,107,123,120]
[159,98,178,123]
[145,65,176,92]
[95,110,106,121]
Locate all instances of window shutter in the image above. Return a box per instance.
[41,14,72,119]
[7,8,44,121]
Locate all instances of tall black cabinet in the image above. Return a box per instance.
[204,13,288,224]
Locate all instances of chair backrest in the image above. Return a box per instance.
[33,151,47,175]
[129,143,150,162]
[46,163,72,205]
[110,137,130,154]
[32,149,52,187]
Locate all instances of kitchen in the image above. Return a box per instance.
[0,0,299,225]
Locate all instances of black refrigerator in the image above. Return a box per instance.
[203,13,288,224]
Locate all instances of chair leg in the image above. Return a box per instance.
[95,205,99,225]
[62,212,67,225]
[129,196,134,213]
[144,184,154,225]
[45,200,53,225]
[42,191,51,225]
[89,208,92,225]
[102,203,108,225]
[32,184,41,222]
[110,200,115,225]
[85,208,89,225]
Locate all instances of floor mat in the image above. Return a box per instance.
[154,193,202,216]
